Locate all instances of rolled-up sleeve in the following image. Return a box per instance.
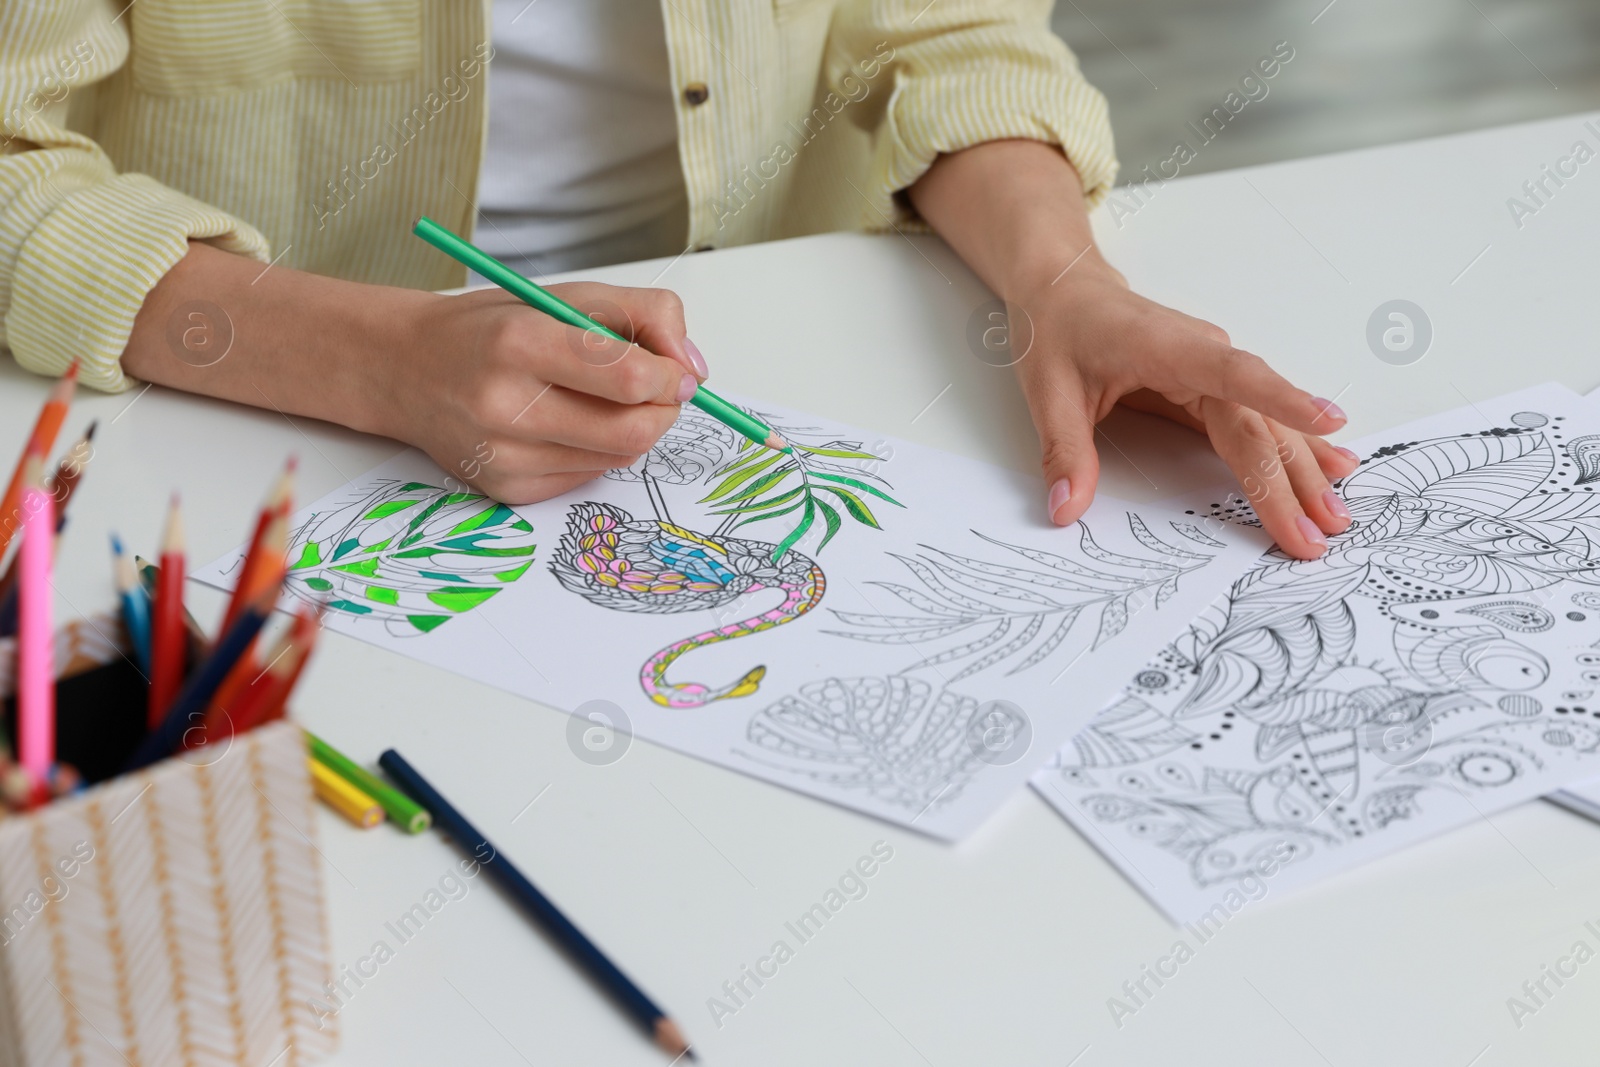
[828,0,1118,224]
[1,1,270,392]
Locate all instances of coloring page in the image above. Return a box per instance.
[195,395,1269,838]
[1546,380,1600,820]
[1034,382,1600,919]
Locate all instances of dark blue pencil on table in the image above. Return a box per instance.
[377,748,695,1062]
[122,593,272,772]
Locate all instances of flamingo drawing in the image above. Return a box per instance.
[549,499,826,708]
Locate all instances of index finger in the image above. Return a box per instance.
[1168,342,1346,436]
[533,322,698,407]
[1199,397,1330,560]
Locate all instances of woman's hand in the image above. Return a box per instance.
[910,139,1355,559]
[1008,255,1357,558]
[124,243,705,504]
[391,283,703,502]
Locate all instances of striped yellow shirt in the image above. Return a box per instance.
[0,0,1116,392]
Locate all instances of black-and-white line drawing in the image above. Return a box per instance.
[1571,434,1600,485]
[825,516,1228,682]
[1046,407,1600,904]
[737,675,1003,812]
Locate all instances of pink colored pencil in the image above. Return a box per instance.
[17,456,54,795]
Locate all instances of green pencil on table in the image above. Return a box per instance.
[307,731,431,834]
[412,215,790,454]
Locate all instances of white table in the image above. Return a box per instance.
[7,110,1600,1066]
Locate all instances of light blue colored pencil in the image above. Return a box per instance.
[111,533,152,672]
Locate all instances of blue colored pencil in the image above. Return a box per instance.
[377,748,695,1061]
[111,534,153,672]
[122,596,271,772]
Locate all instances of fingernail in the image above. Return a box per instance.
[1047,478,1072,523]
[1335,446,1359,463]
[1312,397,1347,424]
[676,373,698,402]
[1322,490,1351,523]
[683,337,709,378]
[1295,515,1328,548]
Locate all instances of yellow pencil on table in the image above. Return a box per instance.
[310,757,384,828]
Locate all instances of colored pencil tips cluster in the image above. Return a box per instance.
[0,363,322,817]
[133,456,314,769]
[0,361,82,809]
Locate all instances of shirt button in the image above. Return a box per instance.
[683,82,710,107]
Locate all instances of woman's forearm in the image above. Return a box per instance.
[908,139,1112,303]
[119,242,705,505]
[123,241,430,438]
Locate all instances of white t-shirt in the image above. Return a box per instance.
[476,0,688,277]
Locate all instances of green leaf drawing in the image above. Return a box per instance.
[606,400,905,562]
[697,426,902,561]
[772,498,817,561]
[284,479,537,635]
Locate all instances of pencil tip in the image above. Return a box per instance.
[655,1019,694,1060]
[84,420,99,441]
[110,532,123,554]
[20,453,44,488]
[163,494,186,550]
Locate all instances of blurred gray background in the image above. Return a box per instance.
[1050,0,1600,179]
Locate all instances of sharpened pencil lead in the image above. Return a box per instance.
[162,494,185,553]
[655,1018,694,1060]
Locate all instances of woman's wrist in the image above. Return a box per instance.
[909,138,1114,307]
[999,242,1125,310]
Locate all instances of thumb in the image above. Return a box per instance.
[1028,374,1102,526]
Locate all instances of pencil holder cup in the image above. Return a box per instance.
[0,615,338,1067]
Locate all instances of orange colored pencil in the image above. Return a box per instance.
[147,496,188,728]
[184,587,282,751]
[197,569,288,739]
[0,360,78,559]
[222,457,295,633]
[0,423,95,622]
[233,609,320,733]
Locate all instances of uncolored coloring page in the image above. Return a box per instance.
[1546,380,1600,822]
[1035,382,1600,919]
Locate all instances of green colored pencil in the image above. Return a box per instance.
[412,215,789,453]
[307,731,431,834]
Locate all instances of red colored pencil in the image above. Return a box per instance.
[0,360,78,560]
[183,588,283,751]
[222,457,295,633]
[189,630,281,748]
[147,496,188,728]
[233,609,320,733]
